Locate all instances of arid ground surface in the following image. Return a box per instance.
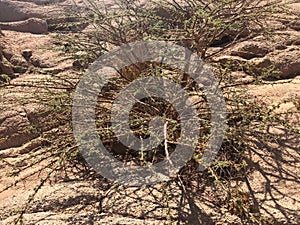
[0,0,299,224]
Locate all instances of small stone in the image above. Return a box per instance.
[0,61,14,76]
[21,49,33,60]
[72,60,82,69]
[275,45,287,50]
[20,112,27,117]
[231,42,270,59]
[9,55,28,67]
[247,57,272,77]
[3,49,13,61]
[268,125,286,135]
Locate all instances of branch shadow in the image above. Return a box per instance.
[244,124,300,224]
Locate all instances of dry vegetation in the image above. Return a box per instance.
[0,0,299,224]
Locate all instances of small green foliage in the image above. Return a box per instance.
[4,1,298,224]
[0,73,11,84]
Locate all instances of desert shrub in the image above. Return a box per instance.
[57,0,298,221]
[58,0,294,177]
[3,0,299,224]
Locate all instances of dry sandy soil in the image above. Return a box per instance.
[0,0,299,224]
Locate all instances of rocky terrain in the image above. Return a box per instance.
[0,0,299,224]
